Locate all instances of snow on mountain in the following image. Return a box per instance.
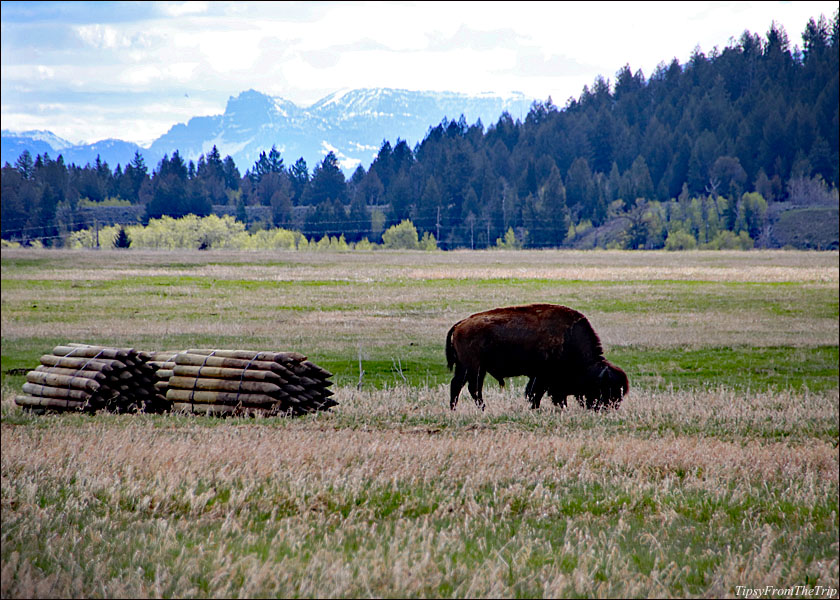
[62,139,146,168]
[1,129,76,167]
[6,129,74,149]
[2,88,537,174]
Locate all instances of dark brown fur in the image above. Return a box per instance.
[446,303,628,411]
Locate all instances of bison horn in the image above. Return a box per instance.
[598,365,610,379]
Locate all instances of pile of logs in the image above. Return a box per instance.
[153,349,335,417]
[148,351,178,405]
[14,344,167,414]
[15,345,335,418]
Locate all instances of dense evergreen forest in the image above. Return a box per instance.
[2,14,838,249]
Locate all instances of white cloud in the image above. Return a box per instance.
[76,24,132,49]
[120,65,162,86]
[3,0,838,144]
[158,1,209,18]
[36,65,55,79]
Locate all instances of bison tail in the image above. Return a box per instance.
[445,324,457,371]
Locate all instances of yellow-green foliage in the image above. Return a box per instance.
[232,227,305,250]
[737,192,768,237]
[703,230,754,250]
[664,230,698,251]
[382,219,421,249]
[567,219,593,241]
[419,231,439,251]
[68,215,252,250]
[311,234,351,251]
[78,197,133,208]
[495,227,523,249]
[354,238,377,250]
[66,215,441,251]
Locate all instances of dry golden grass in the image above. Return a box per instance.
[2,384,838,598]
[5,384,835,493]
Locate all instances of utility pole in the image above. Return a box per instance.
[95,219,100,249]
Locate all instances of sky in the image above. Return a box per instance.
[1,1,837,147]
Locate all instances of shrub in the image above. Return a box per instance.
[382,220,420,249]
[354,238,377,251]
[664,230,697,251]
[703,230,754,250]
[495,227,523,249]
[419,231,439,251]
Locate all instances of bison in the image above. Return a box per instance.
[445,303,628,411]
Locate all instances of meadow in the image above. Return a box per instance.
[1,248,838,598]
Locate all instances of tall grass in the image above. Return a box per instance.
[2,385,837,598]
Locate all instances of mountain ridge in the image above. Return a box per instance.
[2,88,536,174]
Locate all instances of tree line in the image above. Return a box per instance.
[2,13,837,249]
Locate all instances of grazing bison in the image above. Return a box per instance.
[445,303,628,411]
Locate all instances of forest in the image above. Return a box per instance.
[1,13,838,250]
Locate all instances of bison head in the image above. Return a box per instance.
[581,360,629,410]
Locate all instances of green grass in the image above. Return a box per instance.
[611,345,840,393]
[5,338,836,393]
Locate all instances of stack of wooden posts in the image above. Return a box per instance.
[147,351,178,409]
[15,344,167,414]
[157,349,336,416]
[15,345,335,417]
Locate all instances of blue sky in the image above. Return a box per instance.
[1,1,836,146]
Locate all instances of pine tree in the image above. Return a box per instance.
[307,152,347,205]
[524,166,569,248]
[236,198,248,224]
[290,158,309,205]
[565,157,595,213]
[113,227,131,248]
[14,150,34,180]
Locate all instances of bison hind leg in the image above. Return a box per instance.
[449,363,468,411]
[467,368,487,411]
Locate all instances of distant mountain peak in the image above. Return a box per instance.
[2,129,75,150]
[2,88,537,173]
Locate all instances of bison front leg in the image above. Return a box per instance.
[467,368,486,411]
[550,393,568,409]
[524,376,535,400]
[449,363,468,410]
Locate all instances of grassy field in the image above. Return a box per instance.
[1,248,838,598]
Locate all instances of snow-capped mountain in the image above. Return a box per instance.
[1,130,76,167]
[2,88,536,174]
[2,129,74,149]
[1,129,145,170]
